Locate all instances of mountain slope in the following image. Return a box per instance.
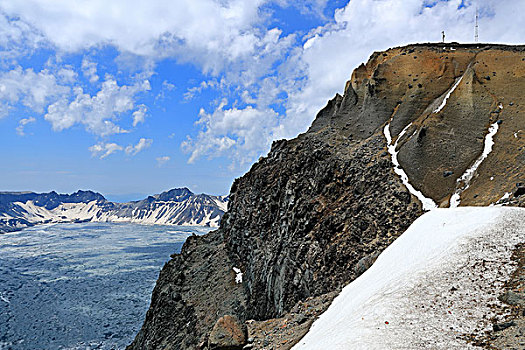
[129,43,525,349]
[0,188,228,233]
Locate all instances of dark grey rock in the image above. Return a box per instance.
[515,183,525,197]
[500,291,525,306]
[493,321,516,332]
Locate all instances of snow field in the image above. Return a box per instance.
[293,207,525,349]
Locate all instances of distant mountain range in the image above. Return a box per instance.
[0,188,228,233]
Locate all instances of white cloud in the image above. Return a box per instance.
[156,156,170,167]
[15,116,36,136]
[88,137,153,159]
[162,80,175,90]
[44,78,150,136]
[0,12,44,61]
[182,102,279,165]
[0,1,272,66]
[81,57,99,83]
[0,0,302,164]
[132,104,147,127]
[184,80,218,101]
[125,137,153,156]
[0,66,70,117]
[89,142,123,159]
[155,80,175,101]
[0,66,150,137]
[57,67,78,84]
[0,1,302,90]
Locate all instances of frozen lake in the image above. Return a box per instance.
[0,222,211,350]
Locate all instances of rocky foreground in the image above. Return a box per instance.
[0,188,228,233]
[129,43,525,349]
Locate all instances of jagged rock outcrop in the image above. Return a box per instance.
[129,43,525,349]
[0,188,228,233]
[222,134,421,319]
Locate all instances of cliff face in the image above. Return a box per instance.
[222,133,421,320]
[0,188,228,233]
[317,43,525,207]
[129,43,525,349]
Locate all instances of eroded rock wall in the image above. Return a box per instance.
[223,133,421,319]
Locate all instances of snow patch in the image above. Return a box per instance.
[233,267,243,284]
[450,122,499,207]
[384,122,437,211]
[214,198,228,212]
[433,76,463,114]
[293,207,524,350]
[495,192,513,205]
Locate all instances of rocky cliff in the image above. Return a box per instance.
[129,43,525,349]
[0,188,228,233]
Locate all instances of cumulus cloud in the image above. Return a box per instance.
[45,78,150,136]
[0,0,303,163]
[15,116,36,136]
[0,12,44,62]
[132,104,147,127]
[182,101,279,165]
[0,66,149,137]
[156,156,170,167]
[0,66,70,117]
[57,67,78,84]
[88,138,153,159]
[81,57,99,83]
[125,137,153,156]
[89,142,123,159]
[0,1,289,69]
[155,80,175,101]
[184,80,218,101]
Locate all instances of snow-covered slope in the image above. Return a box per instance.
[0,188,228,233]
[293,207,524,349]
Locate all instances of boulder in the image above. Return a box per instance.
[208,315,247,350]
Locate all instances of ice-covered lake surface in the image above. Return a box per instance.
[0,222,211,350]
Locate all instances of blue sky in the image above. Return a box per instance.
[0,0,522,201]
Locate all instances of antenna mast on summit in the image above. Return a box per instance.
[475,7,479,43]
